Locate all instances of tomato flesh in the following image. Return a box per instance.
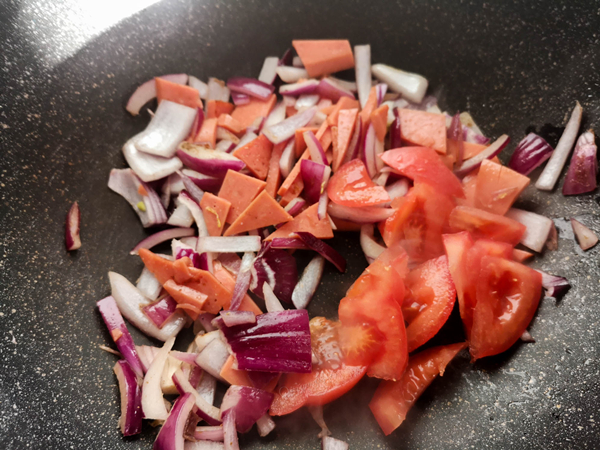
[448,205,526,245]
[327,159,390,207]
[369,342,467,435]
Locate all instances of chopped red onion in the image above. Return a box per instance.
[154,392,197,450]
[363,123,378,178]
[142,296,178,329]
[279,48,294,66]
[262,283,284,312]
[189,76,208,99]
[256,414,276,437]
[137,267,162,301]
[508,133,554,175]
[295,94,321,110]
[65,201,81,251]
[97,296,145,378]
[344,116,363,164]
[222,410,239,450]
[375,83,388,107]
[123,137,183,183]
[571,218,598,250]
[448,112,465,166]
[294,232,346,272]
[327,202,394,223]
[250,247,298,304]
[185,442,224,450]
[113,360,143,436]
[170,351,200,365]
[292,56,303,67]
[142,336,175,421]
[109,272,186,341]
[134,100,197,158]
[178,191,210,239]
[207,78,230,102]
[197,236,262,254]
[385,178,410,202]
[264,101,287,128]
[216,140,236,153]
[197,371,217,406]
[536,102,583,191]
[292,255,325,310]
[322,436,349,450]
[284,197,306,216]
[172,369,222,425]
[227,77,275,100]
[563,130,597,195]
[228,252,255,311]
[217,254,242,276]
[360,224,386,264]
[301,160,328,204]
[371,63,428,104]
[263,106,317,144]
[136,345,159,372]
[316,78,355,102]
[126,73,188,116]
[536,270,571,299]
[453,134,510,178]
[220,310,256,327]
[189,107,205,141]
[258,56,279,84]
[328,77,357,93]
[276,66,309,84]
[177,143,245,178]
[216,127,240,145]
[317,168,331,221]
[279,139,296,178]
[130,228,195,255]
[233,132,258,152]
[303,130,327,165]
[279,79,320,96]
[221,385,274,433]
[195,339,230,383]
[505,208,553,252]
[373,171,390,187]
[108,169,168,227]
[231,91,250,106]
[195,313,217,333]
[354,44,371,108]
[282,95,297,107]
[194,426,225,442]
[160,176,172,209]
[308,405,331,438]
[520,330,536,343]
[168,204,195,228]
[270,238,309,250]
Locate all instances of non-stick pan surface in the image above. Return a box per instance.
[1,0,599,449]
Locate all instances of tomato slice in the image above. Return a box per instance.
[338,247,409,380]
[381,182,455,263]
[402,255,456,352]
[269,365,367,416]
[327,159,391,207]
[474,159,530,215]
[448,205,526,245]
[338,324,384,366]
[380,146,465,198]
[369,342,467,436]
[470,256,542,360]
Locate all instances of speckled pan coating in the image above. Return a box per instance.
[0,1,599,449]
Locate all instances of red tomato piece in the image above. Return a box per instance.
[327,159,390,207]
[380,147,464,198]
[470,256,542,360]
[369,342,467,436]
[474,159,530,215]
[338,324,384,366]
[338,248,409,381]
[448,205,526,245]
[381,182,455,263]
[442,232,474,334]
[402,255,456,352]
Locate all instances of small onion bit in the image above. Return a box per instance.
[258,56,279,84]
[65,201,81,251]
[360,224,386,264]
[263,106,318,144]
[153,392,197,450]
[571,218,598,251]
[448,112,465,167]
[292,255,325,310]
[536,101,583,191]
[536,270,571,299]
[453,134,511,178]
[371,63,428,104]
[172,368,222,425]
[197,236,262,254]
[505,208,553,253]
[520,330,536,343]
[228,252,255,311]
[562,130,597,195]
[256,414,276,437]
[508,133,554,175]
[321,436,349,450]
[294,232,346,272]
[226,77,275,100]
[113,360,143,436]
[126,73,188,116]
[193,426,225,442]
[142,336,176,421]
[130,228,196,256]
[262,283,285,312]
[220,385,274,433]
[222,410,240,450]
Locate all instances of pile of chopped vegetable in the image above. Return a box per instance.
[76,39,599,449]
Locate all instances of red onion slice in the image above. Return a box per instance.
[448,112,465,166]
[279,79,320,96]
[322,436,349,450]
[279,139,296,178]
[197,236,262,254]
[295,94,321,110]
[563,130,597,195]
[123,137,183,183]
[258,56,279,84]
[327,202,395,223]
[354,44,371,108]
[178,191,210,237]
[126,73,188,116]
[231,91,250,106]
[385,178,410,202]
[172,369,222,425]
[130,227,195,255]
[228,252,255,311]
[256,414,276,437]
[536,102,583,191]
[177,143,245,178]
[197,371,217,406]
[220,310,256,327]
[284,197,306,216]
[269,237,309,250]
[453,134,510,178]
[317,167,331,220]
[508,133,554,175]
[193,426,224,442]
[142,336,175,421]
[363,123,378,178]
[189,76,208,98]
[222,410,239,450]
[221,385,274,433]
[215,139,237,153]
[65,201,81,251]
[168,204,195,228]
[264,101,287,128]
[262,283,284,312]
[137,267,162,301]
[263,106,317,144]
[227,77,275,100]
[109,272,186,341]
[207,78,230,102]
[142,296,178,329]
[294,232,346,272]
[292,255,325,309]
[195,339,230,383]
[276,66,309,84]
[371,63,428,104]
[344,116,363,164]
[301,160,327,204]
[571,218,598,250]
[360,224,386,264]
[328,77,357,93]
[505,208,553,252]
[304,130,327,164]
[153,392,196,450]
[536,270,571,299]
[97,296,145,378]
[316,78,355,102]
[113,360,143,436]
[389,110,402,149]
[375,83,388,107]
[233,132,258,151]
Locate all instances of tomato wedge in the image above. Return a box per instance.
[380,182,455,263]
[327,159,391,207]
[470,256,542,360]
[380,146,464,198]
[338,245,409,380]
[402,255,456,352]
[448,205,526,245]
[369,342,467,436]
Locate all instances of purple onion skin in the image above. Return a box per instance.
[251,248,298,304]
[113,360,143,436]
[153,393,197,450]
[176,147,245,178]
[508,133,554,175]
[563,132,597,195]
[301,159,326,204]
[221,385,274,433]
[295,232,346,272]
[142,296,177,328]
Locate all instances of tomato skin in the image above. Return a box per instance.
[381,182,455,263]
[470,256,542,360]
[380,146,465,198]
[402,255,456,352]
[269,364,367,416]
[327,159,390,207]
[369,342,467,436]
[448,205,526,245]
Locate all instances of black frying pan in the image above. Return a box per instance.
[1,0,599,448]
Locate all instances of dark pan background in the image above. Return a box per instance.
[1,0,599,449]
